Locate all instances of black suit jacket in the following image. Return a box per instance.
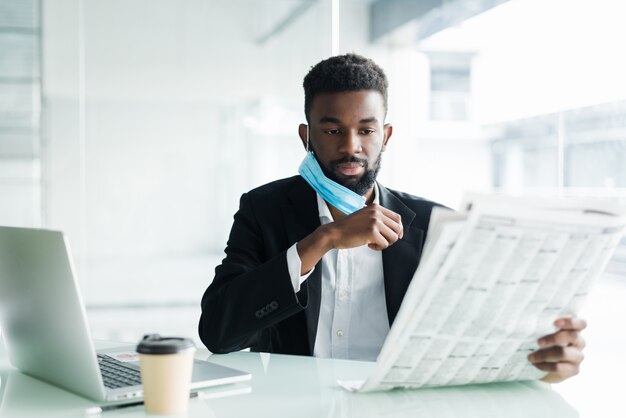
[199,175,442,356]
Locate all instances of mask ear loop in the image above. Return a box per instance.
[306,126,310,152]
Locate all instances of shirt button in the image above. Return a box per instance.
[336,330,344,337]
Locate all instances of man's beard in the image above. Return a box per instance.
[314,150,383,196]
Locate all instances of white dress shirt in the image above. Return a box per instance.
[286,184,390,361]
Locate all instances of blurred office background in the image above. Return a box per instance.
[1,0,625,395]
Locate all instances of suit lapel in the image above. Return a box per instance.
[378,184,425,326]
[281,177,322,355]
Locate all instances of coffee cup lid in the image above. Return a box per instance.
[136,334,196,355]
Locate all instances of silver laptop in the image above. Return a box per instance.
[0,226,250,403]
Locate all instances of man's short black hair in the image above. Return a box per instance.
[303,53,388,123]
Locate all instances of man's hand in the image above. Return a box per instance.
[326,204,403,251]
[296,204,403,275]
[528,316,587,383]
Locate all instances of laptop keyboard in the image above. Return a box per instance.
[97,354,142,389]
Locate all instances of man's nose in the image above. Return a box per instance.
[338,131,362,154]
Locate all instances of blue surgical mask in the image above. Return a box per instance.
[298,151,366,215]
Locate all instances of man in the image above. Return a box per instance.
[199,54,585,383]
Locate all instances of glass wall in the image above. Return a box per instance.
[42,0,343,342]
[0,0,41,227]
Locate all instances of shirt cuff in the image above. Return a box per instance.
[286,243,315,293]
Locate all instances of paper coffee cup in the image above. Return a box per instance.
[137,334,196,415]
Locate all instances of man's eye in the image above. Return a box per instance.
[325,129,341,135]
[360,129,375,135]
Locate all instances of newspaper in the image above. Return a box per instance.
[339,194,626,392]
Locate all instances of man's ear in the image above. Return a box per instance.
[382,123,393,150]
[298,124,309,151]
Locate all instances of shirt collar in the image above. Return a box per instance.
[316,182,380,222]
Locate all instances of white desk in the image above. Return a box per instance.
[0,339,600,418]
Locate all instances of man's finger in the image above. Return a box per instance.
[538,330,583,348]
[380,215,403,240]
[369,230,391,250]
[528,345,584,364]
[375,205,404,239]
[377,204,401,221]
[532,361,579,376]
[555,316,587,331]
[376,222,399,246]
[572,335,586,349]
